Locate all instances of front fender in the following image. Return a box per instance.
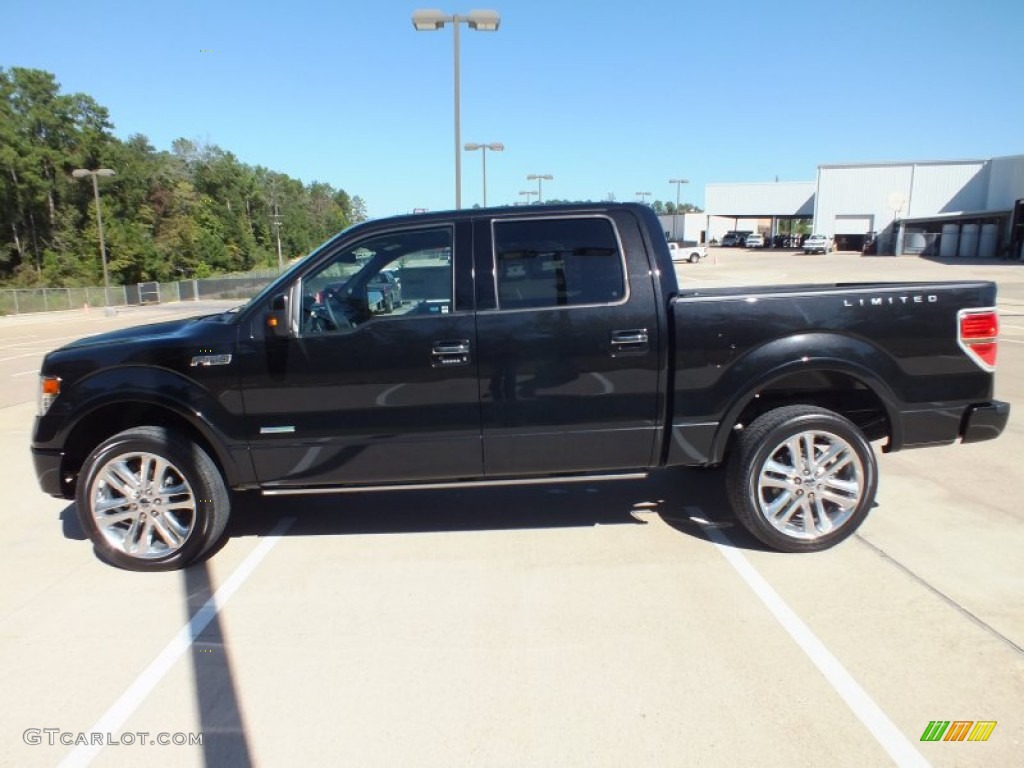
[34,365,252,487]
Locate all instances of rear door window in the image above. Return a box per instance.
[492,217,626,310]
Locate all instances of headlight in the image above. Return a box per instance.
[38,375,61,416]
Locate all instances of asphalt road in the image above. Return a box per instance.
[1,254,1022,767]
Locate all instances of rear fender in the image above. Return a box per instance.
[708,333,903,463]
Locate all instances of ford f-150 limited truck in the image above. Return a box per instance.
[32,203,1009,570]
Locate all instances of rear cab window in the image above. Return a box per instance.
[491,216,627,310]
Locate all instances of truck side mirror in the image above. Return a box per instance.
[265,293,292,338]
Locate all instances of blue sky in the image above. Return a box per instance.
[5,0,1022,218]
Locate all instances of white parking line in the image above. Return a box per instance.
[59,517,296,768]
[0,351,44,363]
[12,369,38,377]
[690,507,930,768]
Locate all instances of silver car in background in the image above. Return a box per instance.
[803,234,834,254]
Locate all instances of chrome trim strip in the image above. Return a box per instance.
[260,426,296,435]
[673,281,985,304]
[260,471,649,496]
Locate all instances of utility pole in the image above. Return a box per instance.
[669,178,689,241]
[71,168,116,314]
[270,179,283,270]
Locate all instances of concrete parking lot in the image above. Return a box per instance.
[1,254,1022,767]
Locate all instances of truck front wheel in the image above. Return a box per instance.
[76,427,230,571]
[726,406,877,552]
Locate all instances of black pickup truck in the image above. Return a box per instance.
[32,203,1008,570]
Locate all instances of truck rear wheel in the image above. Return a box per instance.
[726,406,877,552]
[76,427,230,571]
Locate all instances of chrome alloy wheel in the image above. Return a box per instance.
[755,430,864,540]
[89,451,196,559]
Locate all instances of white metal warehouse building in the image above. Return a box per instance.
[697,154,1024,258]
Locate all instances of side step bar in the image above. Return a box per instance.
[261,471,649,497]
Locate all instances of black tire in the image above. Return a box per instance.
[688,253,700,263]
[726,405,877,553]
[76,426,230,571]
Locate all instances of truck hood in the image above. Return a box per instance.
[42,313,240,382]
[61,315,219,351]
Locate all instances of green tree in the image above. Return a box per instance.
[1,68,367,288]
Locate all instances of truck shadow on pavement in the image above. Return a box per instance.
[56,466,768,558]
[223,466,768,552]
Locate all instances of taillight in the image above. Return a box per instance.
[958,308,999,371]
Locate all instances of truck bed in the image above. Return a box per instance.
[666,279,1000,466]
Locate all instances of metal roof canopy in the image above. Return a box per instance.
[900,209,1011,224]
[818,158,989,169]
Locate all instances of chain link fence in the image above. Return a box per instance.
[0,268,285,316]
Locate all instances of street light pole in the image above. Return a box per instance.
[669,178,689,240]
[636,191,652,204]
[465,142,504,206]
[519,190,537,205]
[527,173,552,203]
[453,17,462,209]
[413,9,501,210]
[72,168,116,313]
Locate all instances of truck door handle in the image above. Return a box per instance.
[610,329,649,357]
[432,340,471,367]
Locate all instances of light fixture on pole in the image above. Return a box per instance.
[526,173,552,203]
[412,9,501,210]
[464,142,504,207]
[669,178,689,240]
[636,191,652,204]
[72,168,116,314]
[519,190,537,205]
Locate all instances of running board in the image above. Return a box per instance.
[260,471,649,497]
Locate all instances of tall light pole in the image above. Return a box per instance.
[636,191,652,204]
[72,168,116,312]
[669,178,689,240]
[412,9,501,210]
[527,173,552,203]
[519,190,537,205]
[464,142,504,207]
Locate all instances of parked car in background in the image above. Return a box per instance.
[369,269,402,310]
[803,234,834,254]
[668,241,707,263]
[745,233,765,248]
[720,230,752,247]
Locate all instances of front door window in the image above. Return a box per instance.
[300,227,454,335]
